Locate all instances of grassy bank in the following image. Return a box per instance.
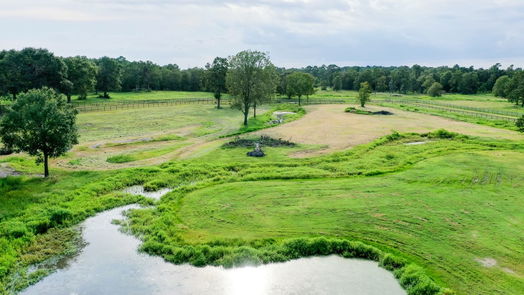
[119,132,524,295]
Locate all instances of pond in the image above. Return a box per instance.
[21,195,406,295]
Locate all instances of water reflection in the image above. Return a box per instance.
[21,205,406,295]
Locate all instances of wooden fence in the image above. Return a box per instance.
[373,99,519,122]
[72,98,228,113]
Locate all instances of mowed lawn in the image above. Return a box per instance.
[174,150,524,295]
[260,104,522,156]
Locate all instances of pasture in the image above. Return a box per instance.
[1,90,524,295]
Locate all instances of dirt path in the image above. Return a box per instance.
[257,104,522,157]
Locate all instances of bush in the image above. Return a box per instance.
[425,129,458,139]
[106,154,135,163]
[223,136,296,148]
[427,82,444,97]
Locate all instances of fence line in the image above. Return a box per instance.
[0,97,520,123]
[73,98,229,113]
[373,98,522,118]
[372,99,518,122]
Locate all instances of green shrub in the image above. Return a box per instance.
[425,129,458,139]
[106,154,135,163]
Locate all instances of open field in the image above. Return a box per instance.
[174,150,524,295]
[122,135,524,295]
[81,91,229,103]
[259,104,522,156]
[2,90,524,295]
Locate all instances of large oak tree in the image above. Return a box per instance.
[0,88,78,177]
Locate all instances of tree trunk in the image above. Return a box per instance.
[104,91,108,98]
[253,102,257,118]
[243,110,248,126]
[298,96,301,106]
[43,152,49,178]
[67,94,71,103]
[217,97,221,109]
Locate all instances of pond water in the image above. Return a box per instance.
[21,196,406,295]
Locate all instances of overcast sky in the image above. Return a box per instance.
[1,0,523,68]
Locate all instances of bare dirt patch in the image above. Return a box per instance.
[475,257,497,268]
[0,163,20,178]
[258,104,522,157]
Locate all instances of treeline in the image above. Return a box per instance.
[293,64,522,95]
[0,48,206,101]
[1,47,523,104]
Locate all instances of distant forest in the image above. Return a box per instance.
[1,47,523,101]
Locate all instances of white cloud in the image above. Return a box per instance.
[0,0,523,68]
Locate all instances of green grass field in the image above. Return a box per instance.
[79,91,229,103]
[1,90,524,295]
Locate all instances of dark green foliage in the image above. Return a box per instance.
[223,136,295,148]
[506,71,524,106]
[427,82,443,97]
[0,88,78,177]
[96,57,122,98]
[516,115,524,132]
[492,75,511,97]
[423,129,460,139]
[0,48,67,100]
[345,107,393,115]
[62,56,97,101]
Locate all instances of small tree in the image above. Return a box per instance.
[286,72,315,106]
[205,57,228,109]
[427,82,444,97]
[226,50,277,126]
[492,75,511,98]
[358,82,372,107]
[516,115,524,132]
[0,88,78,177]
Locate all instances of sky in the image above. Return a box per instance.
[1,0,524,69]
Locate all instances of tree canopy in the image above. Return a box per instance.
[205,57,228,109]
[285,72,315,105]
[506,72,524,106]
[427,82,444,97]
[0,88,78,177]
[226,50,278,125]
[492,75,511,98]
[96,57,122,98]
[63,56,97,101]
[0,48,67,100]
